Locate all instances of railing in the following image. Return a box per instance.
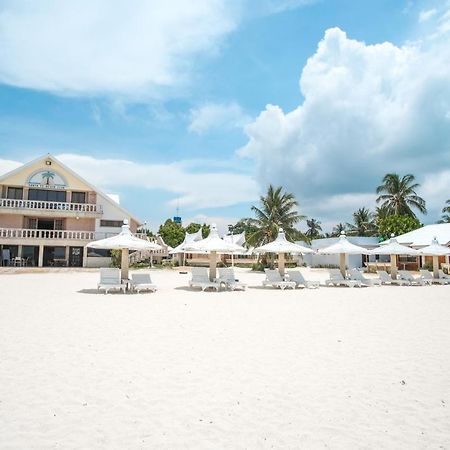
[0,228,95,240]
[0,198,102,213]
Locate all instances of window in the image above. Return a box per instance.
[7,187,23,199]
[71,191,86,204]
[100,220,123,228]
[28,189,66,202]
[87,248,112,257]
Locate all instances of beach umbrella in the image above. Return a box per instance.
[318,232,370,277]
[169,229,204,266]
[184,224,245,281]
[370,235,419,279]
[254,228,314,277]
[223,232,246,267]
[86,220,162,279]
[417,237,450,278]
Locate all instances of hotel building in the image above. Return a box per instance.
[0,154,143,267]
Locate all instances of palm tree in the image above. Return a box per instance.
[331,223,347,237]
[438,199,450,223]
[346,207,377,236]
[376,173,427,218]
[247,185,305,247]
[305,218,322,240]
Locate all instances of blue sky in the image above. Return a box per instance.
[0,0,449,232]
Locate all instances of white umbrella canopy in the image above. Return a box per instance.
[184,224,245,280]
[370,235,419,279]
[87,220,162,280]
[417,237,450,278]
[169,229,203,256]
[254,228,314,277]
[318,232,371,277]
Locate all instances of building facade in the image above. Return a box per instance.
[0,154,142,268]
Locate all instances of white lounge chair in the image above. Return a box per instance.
[262,269,296,290]
[131,273,157,293]
[349,268,381,287]
[377,270,411,286]
[419,270,447,285]
[217,267,247,291]
[399,270,431,286]
[97,268,127,294]
[286,270,319,289]
[325,269,361,288]
[438,269,450,280]
[189,267,220,291]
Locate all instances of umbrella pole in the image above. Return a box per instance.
[121,248,129,280]
[339,253,346,278]
[210,251,217,281]
[390,254,397,279]
[278,252,285,277]
[433,255,439,279]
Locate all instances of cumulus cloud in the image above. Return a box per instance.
[238,26,450,224]
[0,154,258,210]
[0,0,240,98]
[188,102,251,134]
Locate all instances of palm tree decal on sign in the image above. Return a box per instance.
[41,171,55,186]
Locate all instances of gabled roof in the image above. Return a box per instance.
[0,153,142,225]
[394,224,450,247]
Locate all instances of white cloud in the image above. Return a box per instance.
[239,26,450,223]
[419,8,437,23]
[0,153,258,210]
[0,0,240,98]
[259,0,316,14]
[188,102,251,134]
[0,159,22,175]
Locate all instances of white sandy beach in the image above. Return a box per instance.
[1,267,449,449]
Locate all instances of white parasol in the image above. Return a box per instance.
[254,228,314,277]
[318,232,371,277]
[86,220,162,279]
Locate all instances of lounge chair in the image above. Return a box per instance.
[377,270,411,286]
[189,267,220,291]
[419,270,448,285]
[217,267,247,291]
[131,273,157,293]
[325,269,361,288]
[262,269,296,290]
[399,270,431,286]
[438,269,450,280]
[349,268,381,287]
[286,270,319,289]
[97,268,127,294]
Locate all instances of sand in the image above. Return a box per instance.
[0,267,449,449]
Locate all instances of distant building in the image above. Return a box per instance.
[0,154,142,268]
[297,236,382,270]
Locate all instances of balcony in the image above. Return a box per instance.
[0,228,96,242]
[0,198,103,218]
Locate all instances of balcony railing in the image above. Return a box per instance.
[0,228,95,240]
[0,198,102,213]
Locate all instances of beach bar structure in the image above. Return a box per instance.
[0,154,149,268]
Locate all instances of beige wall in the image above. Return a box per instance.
[0,214,24,228]
[1,157,92,191]
[65,217,95,231]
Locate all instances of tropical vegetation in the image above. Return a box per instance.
[376,173,427,218]
[246,185,305,247]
